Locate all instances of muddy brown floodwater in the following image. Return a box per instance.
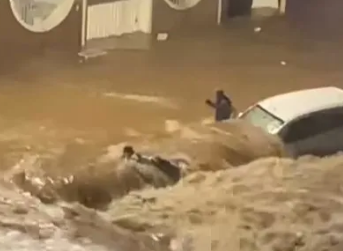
[1,16,343,251]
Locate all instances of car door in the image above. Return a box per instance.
[279,107,343,157]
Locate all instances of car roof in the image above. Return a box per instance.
[258,87,343,122]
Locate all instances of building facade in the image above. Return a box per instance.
[3,0,338,63]
[0,0,222,60]
[285,0,343,39]
[0,0,81,59]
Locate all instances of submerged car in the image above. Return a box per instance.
[238,87,343,157]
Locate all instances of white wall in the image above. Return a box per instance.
[252,0,278,8]
[86,0,153,41]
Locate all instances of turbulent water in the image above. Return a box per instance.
[2,13,343,251]
[0,118,286,250]
[1,119,343,251]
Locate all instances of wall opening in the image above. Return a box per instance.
[9,0,75,33]
[219,0,282,23]
[252,0,279,9]
[251,0,281,17]
[227,0,253,18]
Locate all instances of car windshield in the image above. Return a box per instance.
[239,105,285,134]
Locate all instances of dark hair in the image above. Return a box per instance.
[123,145,135,156]
[216,89,225,95]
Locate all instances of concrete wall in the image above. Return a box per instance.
[0,0,82,62]
[286,0,343,39]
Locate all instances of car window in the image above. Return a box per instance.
[239,105,284,134]
[282,107,343,143]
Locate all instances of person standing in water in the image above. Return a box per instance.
[206,89,234,122]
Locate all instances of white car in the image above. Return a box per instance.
[238,87,343,157]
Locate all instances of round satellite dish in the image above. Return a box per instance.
[9,0,75,33]
[164,0,202,10]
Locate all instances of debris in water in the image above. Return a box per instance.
[254,27,262,33]
[151,233,160,242]
[280,61,287,66]
[157,33,169,41]
[62,176,74,185]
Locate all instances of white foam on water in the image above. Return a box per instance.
[165,120,182,133]
[0,229,108,251]
[103,92,178,109]
[97,142,129,163]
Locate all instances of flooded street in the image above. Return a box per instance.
[1,16,343,251]
[1,17,343,147]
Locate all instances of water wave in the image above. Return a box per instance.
[6,120,285,210]
[0,119,342,251]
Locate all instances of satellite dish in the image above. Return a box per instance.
[164,0,202,10]
[9,0,75,33]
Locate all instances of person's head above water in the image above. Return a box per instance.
[216,89,226,100]
[215,89,226,99]
[122,145,135,158]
